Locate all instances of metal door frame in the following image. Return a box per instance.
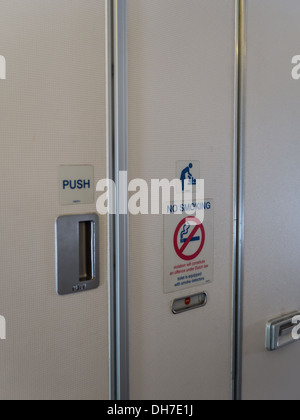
[106,0,130,401]
[233,0,246,401]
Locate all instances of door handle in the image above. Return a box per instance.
[266,312,300,351]
[79,221,95,283]
[56,214,100,295]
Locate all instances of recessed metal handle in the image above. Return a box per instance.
[56,214,100,295]
[79,221,95,282]
[266,312,300,351]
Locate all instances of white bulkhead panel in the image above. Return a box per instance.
[127,0,236,400]
[242,0,300,400]
[0,0,109,400]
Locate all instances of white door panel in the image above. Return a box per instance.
[0,0,109,400]
[242,0,300,400]
[128,0,236,400]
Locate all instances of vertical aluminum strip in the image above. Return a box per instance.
[234,0,246,401]
[106,0,116,401]
[113,0,130,401]
[231,0,240,400]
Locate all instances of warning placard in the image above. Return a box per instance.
[164,200,214,294]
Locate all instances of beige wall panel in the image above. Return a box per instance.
[0,0,108,400]
[128,0,236,400]
[242,0,300,400]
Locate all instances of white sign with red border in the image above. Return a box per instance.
[164,200,214,294]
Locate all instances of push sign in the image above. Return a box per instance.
[59,165,94,205]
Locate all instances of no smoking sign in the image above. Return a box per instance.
[164,200,214,294]
[173,217,206,261]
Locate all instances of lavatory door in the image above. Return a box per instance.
[241,0,300,400]
[0,0,109,400]
[127,0,237,400]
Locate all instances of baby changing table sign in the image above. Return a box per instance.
[176,161,200,193]
[164,200,214,294]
